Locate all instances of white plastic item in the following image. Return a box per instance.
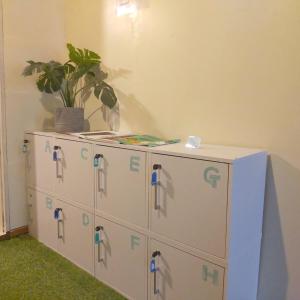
[185,135,202,148]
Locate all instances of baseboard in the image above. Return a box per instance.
[0,232,10,241]
[0,226,29,241]
[8,226,29,238]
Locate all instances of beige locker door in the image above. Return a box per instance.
[27,188,38,238]
[54,139,94,209]
[57,201,94,274]
[25,134,54,193]
[36,191,57,251]
[95,216,147,300]
[150,154,228,258]
[150,240,224,300]
[95,146,147,228]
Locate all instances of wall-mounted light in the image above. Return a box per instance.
[116,0,137,17]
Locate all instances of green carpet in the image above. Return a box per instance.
[0,235,127,300]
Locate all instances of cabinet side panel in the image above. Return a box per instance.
[227,152,267,300]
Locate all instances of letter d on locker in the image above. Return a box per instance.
[82,213,90,226]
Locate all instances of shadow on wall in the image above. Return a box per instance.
[84,65,164,136]
[39,93,62,130]
[257,154,298,300]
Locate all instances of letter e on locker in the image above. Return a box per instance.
[130,156,141,172]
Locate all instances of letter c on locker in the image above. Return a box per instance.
[81,148,89,160]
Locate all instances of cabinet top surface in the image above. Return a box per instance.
[26,131,266,163]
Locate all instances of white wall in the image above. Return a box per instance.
[2,0,66,229]
[64,1,300,299]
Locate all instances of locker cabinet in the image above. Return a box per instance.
[53,139,94,209]
[26,132,267,300]
[94,145,147,228]
[56,200,94,274]
[25,134,54,193]
[150,239,224,300]
[94,216,147,300]
[150,154,228,258]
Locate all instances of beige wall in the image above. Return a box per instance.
[65,1,300,299]
[2,0,66,229]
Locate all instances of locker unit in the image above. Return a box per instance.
[149,239,225,300]
[94,145,148,228]
[56,200,94,274]
[53,138,94,209]
[25,132,267,300]
[25,134,55,193]
[149,154,228,258]
[94,216,147,300]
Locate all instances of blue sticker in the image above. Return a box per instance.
[204,167,221,188]
[53,151,58,161]
[95,232,100,244]
[151,171,157,185]
[94,157,99,167]
[54,208,60,219]
[94,154,102,167]
[130,156,140,172]
[150,259,156,273]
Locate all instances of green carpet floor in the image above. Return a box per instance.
[0,235,127,300]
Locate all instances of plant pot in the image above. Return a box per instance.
[55,107,84,133]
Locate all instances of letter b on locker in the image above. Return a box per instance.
[130,156,141,172]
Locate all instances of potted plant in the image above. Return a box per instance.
[23,43,117,132]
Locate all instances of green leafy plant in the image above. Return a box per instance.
[23,43,117,109]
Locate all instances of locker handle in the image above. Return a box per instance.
[95,226,104,263]
[96,156,104,193]
[152,165,161,210]
[54,208,63,239]
[154,182,160,210]
[151,251,161,295]
[57,220,63,239]
[53,146,63,178]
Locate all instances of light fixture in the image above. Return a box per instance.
[116,0,137,17]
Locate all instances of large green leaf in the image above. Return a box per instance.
[94,83,117,109]
[35,61,65,94]
[67,43,100,66]
[23,61,45,76]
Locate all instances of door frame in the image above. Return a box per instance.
[0,0,9,235]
